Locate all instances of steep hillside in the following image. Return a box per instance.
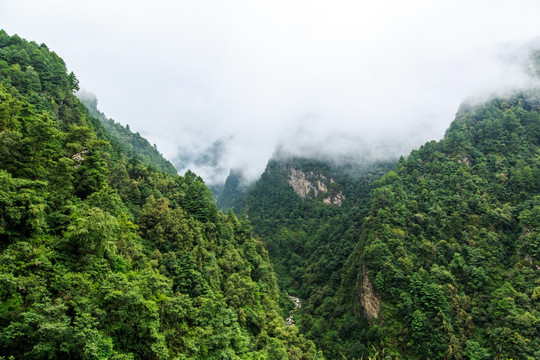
[0,30,322,359]
[236,57,540,359]
[242,156,394,357]
[350,92,540,359]
[78,90,178,175]
[215,168,251,215]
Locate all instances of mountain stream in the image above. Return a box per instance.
[285,294,301,326]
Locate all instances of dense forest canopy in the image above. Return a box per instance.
[218,58,540,359]
[354,92,540,359]
[2,27,540,360]
[0,30,322,359]
[238,158,395,358]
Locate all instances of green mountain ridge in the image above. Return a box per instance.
[230,91,540,359]
[216,55,540,358]
[223,156,395,358]
[3,27,540,360]
[352,91,540,359]
[0,30,322,359]
[77,90,178,175]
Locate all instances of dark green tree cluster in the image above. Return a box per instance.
[354,93,540,359]
[0,30,322,359]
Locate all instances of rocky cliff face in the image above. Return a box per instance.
[323,192,345,206]
[287,167,345,205]
[360,266,381,320]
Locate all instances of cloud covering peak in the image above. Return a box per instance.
[2,1,540,183]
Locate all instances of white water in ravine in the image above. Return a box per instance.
[285,294,301,326]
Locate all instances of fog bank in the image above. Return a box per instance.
[2,1,540,184]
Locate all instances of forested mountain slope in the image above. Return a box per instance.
[78,90,178,175]
[0,30,322,359]
[215,168,251,215]
[4,27,540,360]
[238,157,395,358]
[350,92,540,359]
[228,69,540,359]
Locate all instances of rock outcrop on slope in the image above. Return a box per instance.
[287,166,345,205]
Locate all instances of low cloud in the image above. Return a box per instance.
[174,136,233,185]
[3,1,540,184]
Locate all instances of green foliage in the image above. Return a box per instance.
[237,79,540,359]
[243,157,394,358]
[0,30,322,359]
[354,92,540,358]
[8,26,540,360]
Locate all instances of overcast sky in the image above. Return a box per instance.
[2,1,540,183]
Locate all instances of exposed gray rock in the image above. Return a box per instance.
[360,266,381,320]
